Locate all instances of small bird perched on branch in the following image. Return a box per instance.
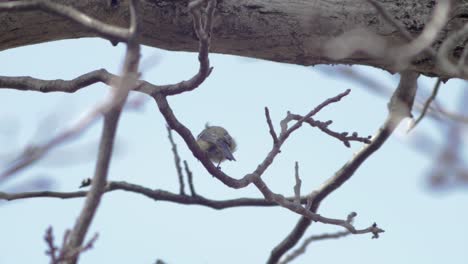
[197,125,237,168]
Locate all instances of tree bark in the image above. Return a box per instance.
[1,0,467,78]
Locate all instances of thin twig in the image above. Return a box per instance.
[279,231,350,264]
[44,227,59,264]
[287,114,371,147]
[253,177,384,236]
[409,78,442,131]
[265,107,279,145]
[167,126,185,195]
[293,162,301,205]
[43,227,98,264]
[184,160,197,196]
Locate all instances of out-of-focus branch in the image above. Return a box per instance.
[44,227,98,264]
[63,107,125,263]
[426,88,468,190]
[267,71,419,264]
[62,1,142,262]
[437,23,468,77]
[278,231,350,264]
[367,0,468,79]
[0,0,131,42]
[365,0,438,58]
[395,1,449,61]
[0,95,144,185]
[410,78,442,130]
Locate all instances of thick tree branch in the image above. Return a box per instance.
[0,0,467,78]
[0,0,131,42]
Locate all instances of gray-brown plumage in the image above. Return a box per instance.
[196,125,237,167]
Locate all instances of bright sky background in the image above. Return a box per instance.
[0,38,467,264]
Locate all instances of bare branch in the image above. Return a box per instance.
[265,107,279,145]
[155,89,359,190]
[0,69,113,93]
[0,181,311,210]
[157,0,215,96]
[0,95,144,185]
[63,107,123,263]
[0,0,131,42]
[293,162,301,205]
[409,78,442,131]
[279,231,350,264]
[43,227,97,264]
[253,177,383,237]
[184,160,197,196]
[279,89,352,139]
[287,114,371,147]
[62,1,142,262]
[167,126,185,195]
[267,71,419,264]
[59,233,98,262]
[44,227,59,264]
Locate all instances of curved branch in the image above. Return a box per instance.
[154,89,355,189]
[0,69,114,93]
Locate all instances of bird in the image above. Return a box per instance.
[196,125,237,168]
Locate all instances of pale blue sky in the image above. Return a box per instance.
[0,38,467,264]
